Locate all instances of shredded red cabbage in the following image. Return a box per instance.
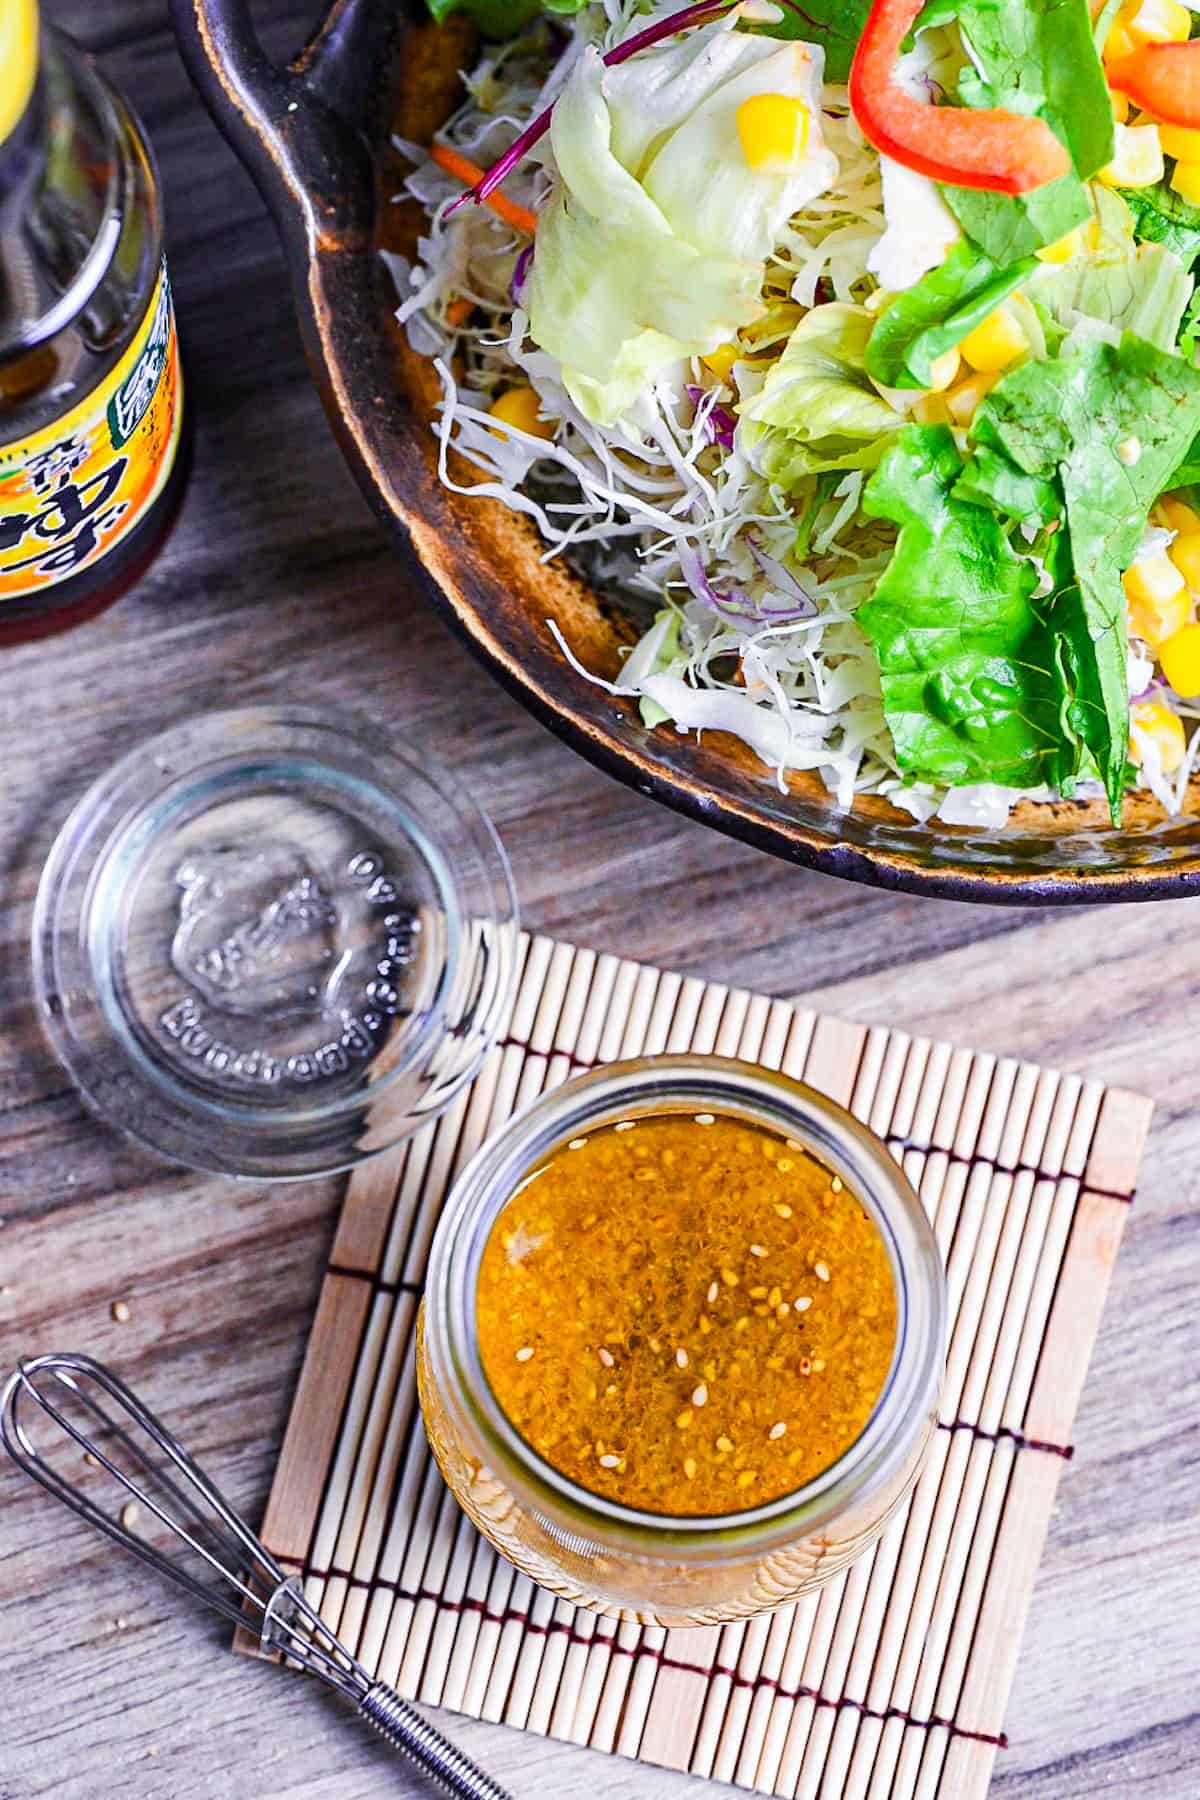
[685,383,736,452]
[512,243,534,302]
[747,533,818,617]
[446,0,805,221]
[678,544,754,619]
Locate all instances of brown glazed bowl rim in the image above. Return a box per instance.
[170,0,1200,904]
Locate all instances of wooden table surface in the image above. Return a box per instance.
[3,5,1198,1797]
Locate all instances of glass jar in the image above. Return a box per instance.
[418,1055,946,1627]
[33,706,519,1178]
[0,5,189,641]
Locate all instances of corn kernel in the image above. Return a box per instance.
[1099,122,1165,189]
[958,304,1028,374]
[1127,582,1192,646]
[1124,553,1187,616]
[488,385,553,441]
[1125,0,1192,44]
[701,342,739,384]
[1170,530,1200,591]
[945,368,1001,425]
[1157,496,1200,535]
[1159,122,1200,161]
[926,347,960,392]
[1103,11,1139,61]
[1111,89,1131,124]
[912,392,953,425]
[1160,620,1200,695]
[736,93,811,171]
[1036,227,1084,264]
[1171,160,1200,204]
[1130,697,1187,771]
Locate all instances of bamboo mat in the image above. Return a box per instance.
[242,932,1152,1798]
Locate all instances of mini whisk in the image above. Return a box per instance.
[1,1352,512,1800]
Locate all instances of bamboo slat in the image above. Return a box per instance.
[235,934,1150,1797]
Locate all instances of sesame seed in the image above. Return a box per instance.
[716,1435,734,1454]
[786,1138,803,1150]
[773,1201,793,1217]
[675,1347,689,1368]
[699,1315,712,1333]
[694,1113,716,1125]
[777,1303,790,1319]
[703,1360,716,1380]
[736,1470,758,1488]
[111,1300,131,1324]
[120,1501,140,1530]
[707,1280,720,1303]
[749,1286,768,1299]
[684,1456,698,1479]
[831,1176,843,1192]
[749,1244,767,1258]
[794,1295,812,1312]
[605,1383,618,1397]
[812,1358,826,1372]
[599,1453,621,1469]
[815,1262,830,1282]
[676,1408,693,1429]
[649,1337,661,1353]
[691,1383,708,1407]
[799,1356,813,1376]
[721,1268,739,1287]
[767,1287,782,1308]
[735,1315,750,1333]
[769,1421,787,1441]
[568,1138,587,1150]
[615,1120,635,1132]
[598,1347,615,1367]
[515,1346,535,1362]
[83,1452,99,1468]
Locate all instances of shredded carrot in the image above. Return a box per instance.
[445,296,475,327]
[429,143,538,236]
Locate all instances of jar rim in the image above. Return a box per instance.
[423,1055,946,1560]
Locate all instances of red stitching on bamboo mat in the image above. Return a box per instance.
[937,1418,1074,1460]
[282,1558,1007,1750]
[492,1036,1134,1203]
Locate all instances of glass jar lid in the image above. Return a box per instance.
[33,706,519,1177]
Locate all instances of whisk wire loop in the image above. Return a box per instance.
[2,1352,512,1800]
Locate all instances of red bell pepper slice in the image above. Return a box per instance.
[1107,45,1200,126]
[849,0,1073,193]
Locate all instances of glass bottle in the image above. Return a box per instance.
[0,0,189,642]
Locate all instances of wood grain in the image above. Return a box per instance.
[1,4,1199,1797]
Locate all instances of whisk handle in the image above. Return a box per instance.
[357,1683,513,1800]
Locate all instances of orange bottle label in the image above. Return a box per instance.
[0,260,183,601]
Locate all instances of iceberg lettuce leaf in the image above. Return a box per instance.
[739,304,902,485]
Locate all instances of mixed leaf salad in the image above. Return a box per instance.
[391,0,1200,828]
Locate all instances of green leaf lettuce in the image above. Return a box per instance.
[858,425,1071,790]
